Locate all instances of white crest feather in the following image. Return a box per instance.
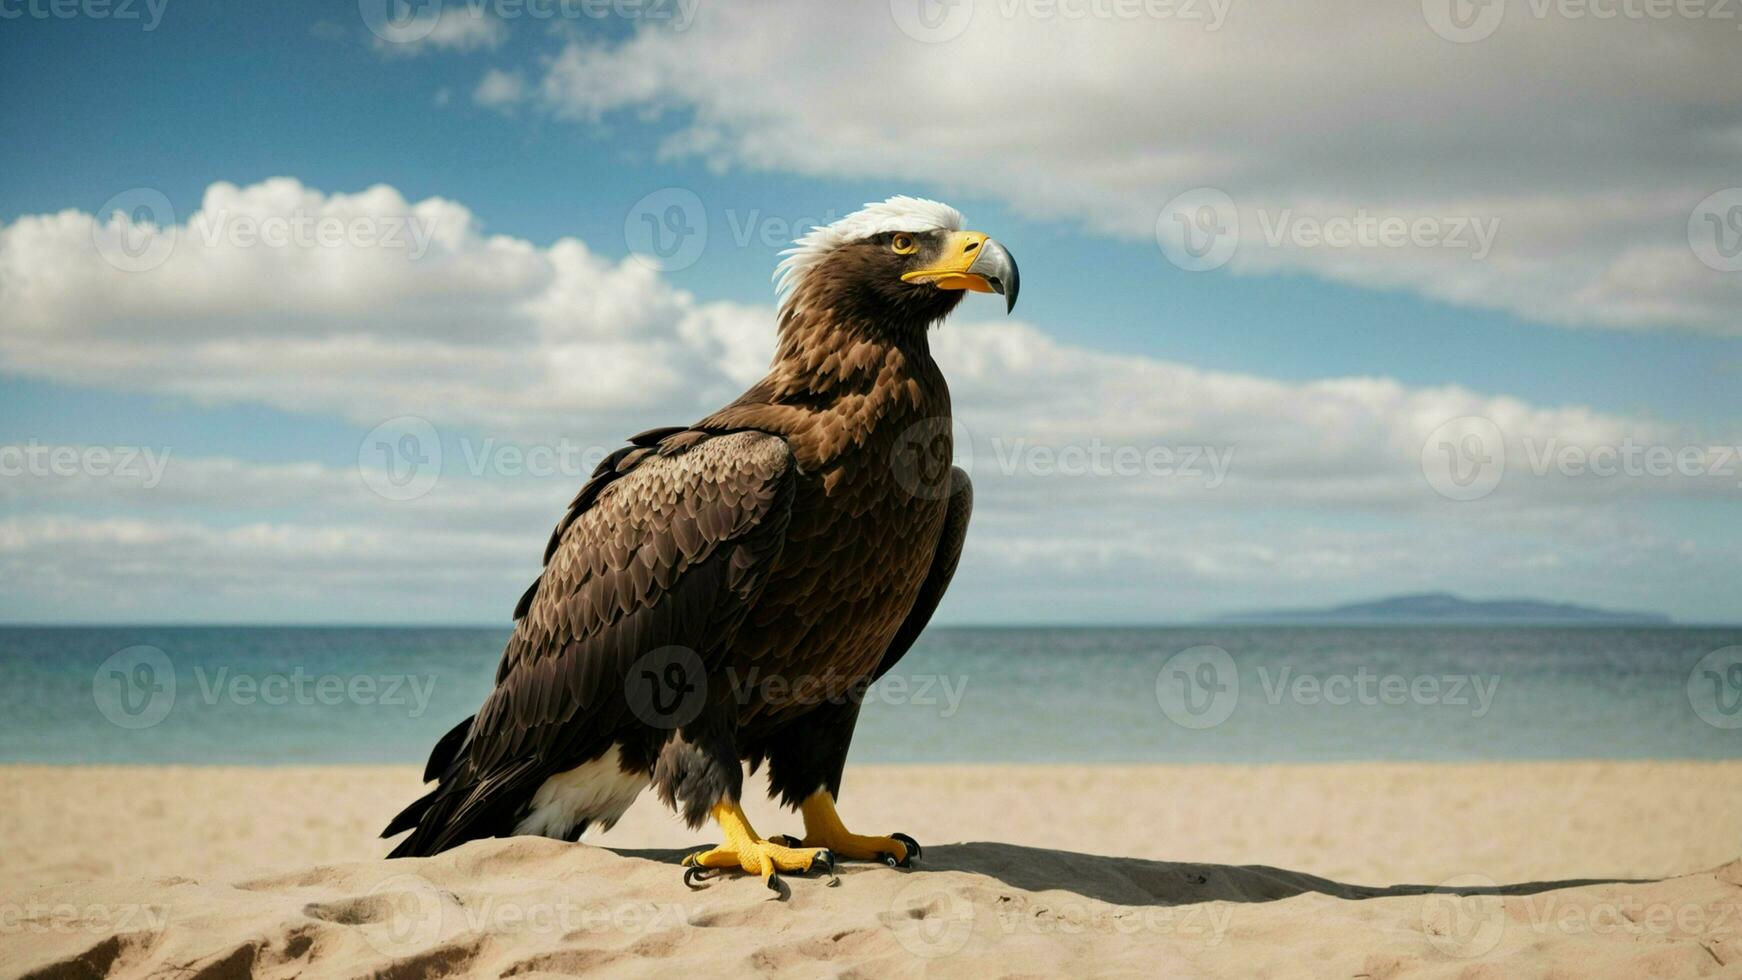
[773,196,964,310]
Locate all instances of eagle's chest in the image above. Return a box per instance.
[782,463,948,607]
[732,428,952,706]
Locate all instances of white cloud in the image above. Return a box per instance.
[0,178,770,434]
[3,444,1734,623]
[2,179,1737,622]
[529,2,1742,333]
[936,320,1742,511]
[0,514,533,622]
[473,69,526,110]
[372,7,506,56]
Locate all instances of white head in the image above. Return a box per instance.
[767,195,1019,326]
[774,196,965,304]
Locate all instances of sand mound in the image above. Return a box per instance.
[8,836,1739,978]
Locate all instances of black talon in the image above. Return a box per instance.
[766,871,783,895]
[878,851,899,868]
[890,833,921,862]
[772,834,802,848]
[813,849,839,886]
[683,866,715,889]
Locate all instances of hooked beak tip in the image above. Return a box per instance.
[968,238,1019,314]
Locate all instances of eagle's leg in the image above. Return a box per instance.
[760,700,920,866]
[683,799,833,887]
[793,790,919,867]
[658,711,834,889]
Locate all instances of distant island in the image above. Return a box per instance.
[1214,592,1672,625]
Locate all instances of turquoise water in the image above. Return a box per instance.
[1,626,1738,764]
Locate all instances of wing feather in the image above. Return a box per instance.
[873,466,972,681]
[385,428,795,856]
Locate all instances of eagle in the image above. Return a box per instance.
[383,197,1017,888]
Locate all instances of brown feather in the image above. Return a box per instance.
[387,225,977,855]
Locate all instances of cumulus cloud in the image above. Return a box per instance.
[936,321,1742,511]
[0,178,770,435]
[0,514,533,622]
[2,179,1737,622]
[2,442,1733,623]
[371,7,507,56]
[473,68,527,110]
[529,2,1742,333]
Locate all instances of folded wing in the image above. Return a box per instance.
[384,428,796,857]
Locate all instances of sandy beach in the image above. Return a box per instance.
[4,762,1740,977]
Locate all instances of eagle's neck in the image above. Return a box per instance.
[701,305,950,472]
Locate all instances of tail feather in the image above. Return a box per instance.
[385,760,543,858]
[382,714,482,857]
[381,785,441,840]
[383,715,633,860]
[423,715,474,782]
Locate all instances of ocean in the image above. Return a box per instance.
[2,625,1739,765]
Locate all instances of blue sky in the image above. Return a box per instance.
[1,1,1738,623]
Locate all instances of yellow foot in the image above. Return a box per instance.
[786,791,921,867]
[683,800,834,891]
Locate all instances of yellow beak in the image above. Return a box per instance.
[900,230,1021,312]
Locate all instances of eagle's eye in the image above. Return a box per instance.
[891,233,918,255]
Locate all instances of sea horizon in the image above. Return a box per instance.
[5,624,1739,768]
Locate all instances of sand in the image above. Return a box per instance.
[3,762,1740,977]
